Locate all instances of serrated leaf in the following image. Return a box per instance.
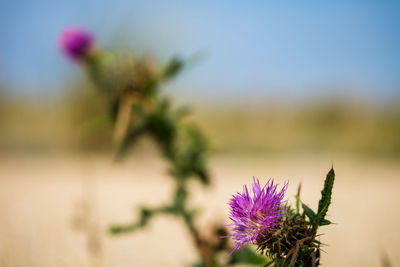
[302,203,316,222]
[317,168,335,216]
[313,167,335,229]
[319,219,332,226]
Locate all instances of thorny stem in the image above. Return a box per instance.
[83,52,227,266]
[110,177,220,266]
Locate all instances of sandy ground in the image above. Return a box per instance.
[0,152,399,267]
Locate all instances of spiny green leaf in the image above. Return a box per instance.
[314,167,335,229]
[319,219,332,226]
[317,168,335,215]
[302,203,316,222]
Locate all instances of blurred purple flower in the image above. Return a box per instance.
[59,27,94,61]
[227,178,288,253]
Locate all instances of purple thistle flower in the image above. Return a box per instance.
[226,177,288,253]
[59,27,94,61]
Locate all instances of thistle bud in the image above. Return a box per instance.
[59,27,94,61]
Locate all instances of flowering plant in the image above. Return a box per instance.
[61,28,335,267]
[60,27,232,266]
[226,169,335,267]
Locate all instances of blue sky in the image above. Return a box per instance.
[1,0,399,103]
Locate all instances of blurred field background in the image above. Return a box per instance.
[1,1,400,266]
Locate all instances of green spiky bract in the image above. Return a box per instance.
[257,168,335,267]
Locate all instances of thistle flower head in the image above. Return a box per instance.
[59,27,94,61]
[227,177,288,253]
